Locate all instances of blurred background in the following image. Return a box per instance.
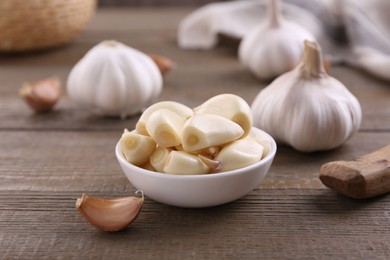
[98,0,223,6]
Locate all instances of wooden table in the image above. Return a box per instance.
[1,8,390,259]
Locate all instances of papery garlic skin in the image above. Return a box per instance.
[251,41,362,152]
[76,192,144,232]
[67,40,162,118]
[239,0,315,81]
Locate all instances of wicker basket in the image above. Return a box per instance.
[0,0,96,52]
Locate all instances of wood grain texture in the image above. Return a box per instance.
[0,130,389,192]
[1,190,390,259]
[1,7,390,259]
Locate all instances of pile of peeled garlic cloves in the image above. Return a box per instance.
[119,94,272,175]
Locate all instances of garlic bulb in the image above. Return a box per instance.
[67,40,163,118]
[251,40,362,152]
[239,0,315,81]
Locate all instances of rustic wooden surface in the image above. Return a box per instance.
[1,8,390,259]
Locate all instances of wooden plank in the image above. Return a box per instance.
[1,130,389,192]
[0,9,389,131]
[1,62,390,131]
[1,190,389,259]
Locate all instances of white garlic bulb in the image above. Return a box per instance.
[67,40,163,118]
[251,41,362,152]
[239,0,315,81]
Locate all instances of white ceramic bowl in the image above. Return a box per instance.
[115,127,277,208]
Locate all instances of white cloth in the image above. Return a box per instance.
[178,0,390,81]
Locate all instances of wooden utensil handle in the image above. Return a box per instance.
[319,145,390,199]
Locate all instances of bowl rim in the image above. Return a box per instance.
[115,127,277,180]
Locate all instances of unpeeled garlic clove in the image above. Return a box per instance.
[216,139,264,172]
[182,114,244,152]
[136,101,193,136]
[148,54,175,76]
[120,129,156,166]
[197,146,220,159]
[75,191,144,232]
[163,150,210,175]
[145,108,186,148]
[198,155,222,172]
[19,77,61,113]
[194,94,253,137]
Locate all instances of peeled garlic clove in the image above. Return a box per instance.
[245,129,272,158]
[120,129,156,166]
[136,101,193,136]
[76,192,144,232]
[145,109,186,148]
[163,150,210,175]
[19,77,61,113]
[251,40,362,152]
[182,114,244,152]
[148,54,175,76]
[216,139,264,172]
[194,94,253,137]
[150,147,171,173]
[140,161,156,172]
[239,0,316,80]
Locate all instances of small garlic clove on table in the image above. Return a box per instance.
[76,191,144,232]
[148,54,175,76]
[19,77,61,113]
